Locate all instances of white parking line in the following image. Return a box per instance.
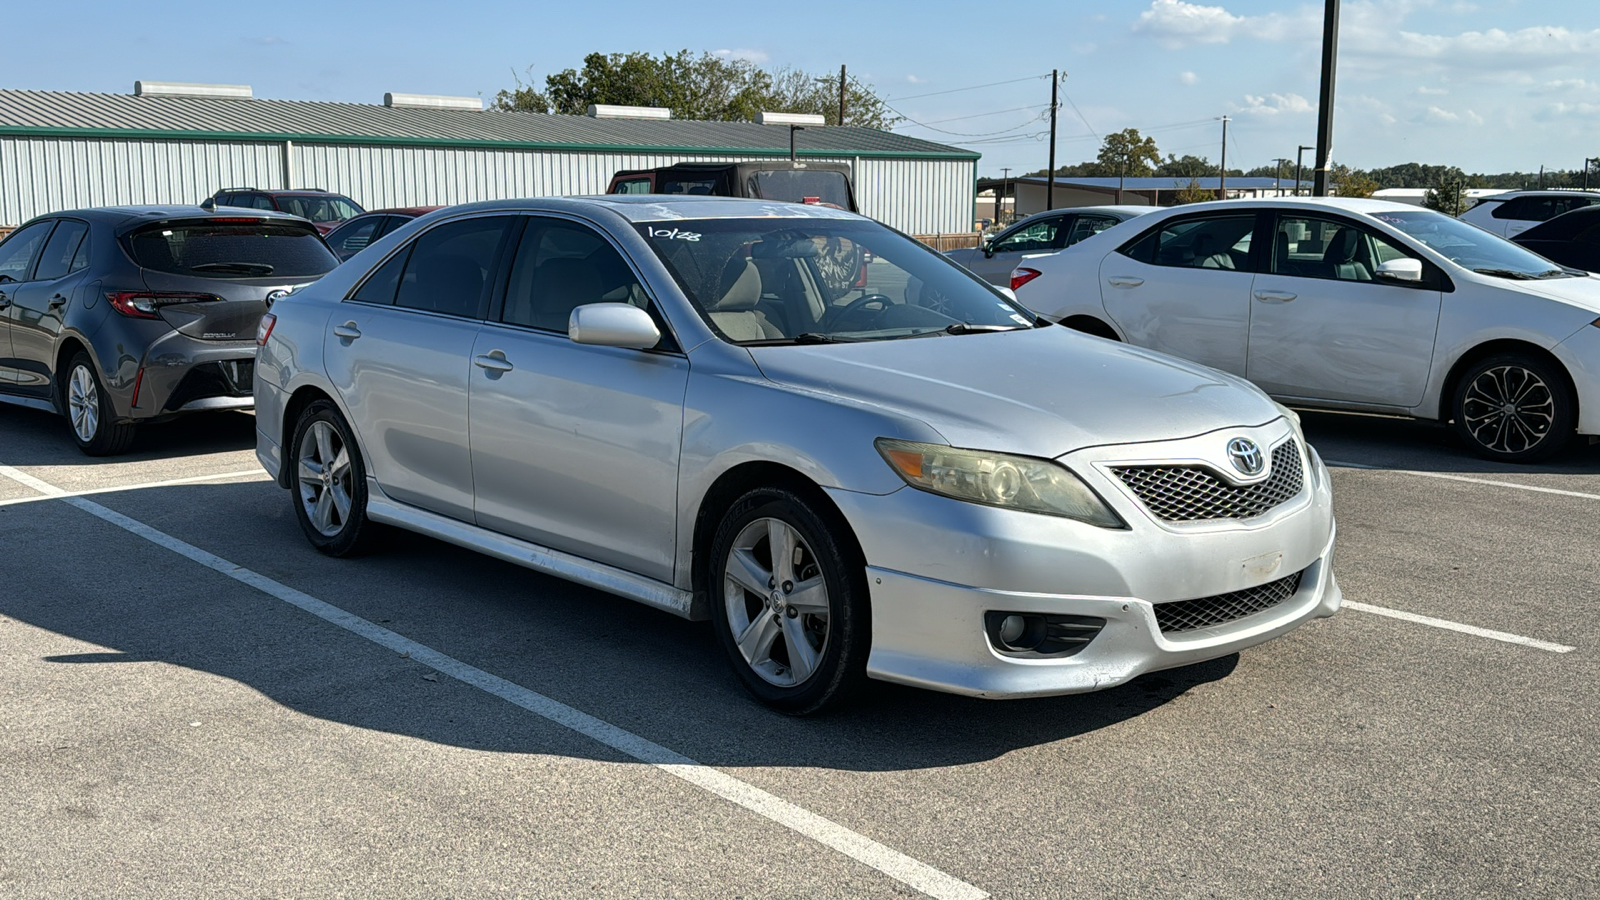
[0,462,986,900]
[1343,601,1575,654]
[0,469,268,508]
[1325,459,1600,501]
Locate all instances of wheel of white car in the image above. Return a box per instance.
[707,486,870,715]
[1450,353,1574,463]
[289,399,378,556]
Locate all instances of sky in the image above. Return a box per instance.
[4,0,1597,179]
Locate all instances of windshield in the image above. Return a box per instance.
[126,221,340,278]
[636,218,1039,345]
[746,170,853,209]
[1368,209,1573,279]
[276,195,364,223]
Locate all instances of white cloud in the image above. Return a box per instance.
[906,75,923,84]
[1420,105,1484,125]
[1179,71,1199,85]
[1132,0,1316,47]
[1238,92,1315,115]
[1417,86,1448,95]
[712,48,768,64]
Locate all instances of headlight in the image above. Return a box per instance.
[875,439,1123,528]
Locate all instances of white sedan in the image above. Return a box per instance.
[1012,197,1600,462]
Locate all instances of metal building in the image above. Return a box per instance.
[0,86,979,235]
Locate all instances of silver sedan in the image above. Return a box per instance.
[253,196,1340,714]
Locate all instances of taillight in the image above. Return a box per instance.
[257,313,277,346]
[107,291,217,319]
[1010,267,1043,291]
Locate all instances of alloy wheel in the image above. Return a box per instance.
[68,365,99,443]
[1460,365,1556,455]
[722,517,831,687]
[296,420,354,538]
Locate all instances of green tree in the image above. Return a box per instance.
[1155,153,1213,178]
[1096,128,1161,178]
[1171,178,1215,205]
[1424,180,1470,216]
[1331,164,1380,199]
[493,51,898,128]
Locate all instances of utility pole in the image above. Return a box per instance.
[1312,0,1340,196]
[1539,164,1545,189]
[1586,157,1599,191]
[1217,116,1230,199]
[1118,158,1126,204]
[1047,69,1059,211]
[839,64,847,126]
[1274,158,1291,195]
[1000,167,1011,224]
[1296,144,1313,196]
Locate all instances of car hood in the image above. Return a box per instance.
[1492,271,1600,314]
[747,327,1282,458]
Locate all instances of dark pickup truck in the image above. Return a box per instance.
[605,161,857,212]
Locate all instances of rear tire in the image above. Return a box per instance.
[1449,353,1574,463]
[63,352,137,456]
[707,486,870,715]
[288,400,377,556]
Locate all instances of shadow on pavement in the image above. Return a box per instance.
[0,405,257,466]
[1297,409,1600,475]
[1,477,1239,773]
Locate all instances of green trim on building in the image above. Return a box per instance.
[0,124,981,161]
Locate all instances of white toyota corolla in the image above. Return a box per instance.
[1012,197,1600,462]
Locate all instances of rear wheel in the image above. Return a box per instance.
[63,352,136,456]
[289,400,377,555]
[708,486,870,715]
[1450,353,1574,463]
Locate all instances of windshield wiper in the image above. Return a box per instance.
[1471,268,1537,280]
[944,322,1027,335]
[742,333,862,346]
[191,262,276,275]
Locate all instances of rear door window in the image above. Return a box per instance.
[0,221,55,283]
[1119,215,1257,271]
[330,217,385,259]
[392,216,515,318]
[611,178,653,194]
[33,220,89,281]
[1063,215,1120,248]
[990,217,1062,254]
[126,220,339,278]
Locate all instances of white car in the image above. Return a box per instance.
[1013,197,1600,462]
[1459,190,1600,238]
[945,206,1157,285]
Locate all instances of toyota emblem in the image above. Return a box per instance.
[1226,437,1265,476]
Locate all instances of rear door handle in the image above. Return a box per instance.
[1254,290,1297,303]
[332,322,362,340]
[1106,276,1144,288]
[473,351,514,373]
[48,294,67,309]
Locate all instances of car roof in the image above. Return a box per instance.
[430,195,865,224]
[1133,196,1433,217]
[1471,190,1600,202]
[26,205,316,227]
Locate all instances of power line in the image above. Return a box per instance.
[883,73,1052,103]
[1059,89,1098,140]
[913,104,1047,126]
[858,73,1049,138]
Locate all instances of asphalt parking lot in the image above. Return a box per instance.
[2,405,1597,898]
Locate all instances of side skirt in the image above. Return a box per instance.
[364,482,698,620]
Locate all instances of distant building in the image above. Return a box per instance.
[0,84,979,235]
[1371,188,1511,208]
[981,175,1316,216]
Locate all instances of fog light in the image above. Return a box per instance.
[985,611,1106,658]
[998,614,1027,645]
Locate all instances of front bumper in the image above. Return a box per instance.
[827,420,1340,698]
[1554,322,1600,436]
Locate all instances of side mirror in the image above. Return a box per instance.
[1375,258,1424,284]
[200,197,216,211]
[997,287,1019,302]
[569,303,661,349]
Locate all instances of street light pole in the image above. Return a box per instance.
[1000,167,1011,224]
[789,124,803,162]
[1312,0,1340,196]
[1586,157,1599,191]
[1217,116,1230,199]
[1296,145,1313,196]
[1274,158,1291,196]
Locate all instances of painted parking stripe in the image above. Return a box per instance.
[1343,600,1575,654]
[0,463,986,900]
[1326,459,1600,501]
[0,468,268,508]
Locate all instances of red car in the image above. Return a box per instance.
[322,207,444,261]
[202,188,365,234]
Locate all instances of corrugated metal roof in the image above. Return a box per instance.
[997,175,1308,190]
[0,90,978,160]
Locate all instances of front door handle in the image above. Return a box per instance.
[1254,290,1298,303]
[332,322,362,340]
[48,294,67,309]
[473,351,514,373]
[1106,276,1144,288]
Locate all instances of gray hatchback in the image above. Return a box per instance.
[0,206,339,454]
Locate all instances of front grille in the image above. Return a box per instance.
[1112,441,1304,522]
[1154,568,1305,634]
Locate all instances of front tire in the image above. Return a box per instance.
[289,400,377,556]
[707,486,870,715]
[63,352,136,456]
[1450,353,1574,463]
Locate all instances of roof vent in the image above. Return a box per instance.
[134,81,253,100]
[756,111,826,126]
[587,104,672,120]
[384,93,483,111]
